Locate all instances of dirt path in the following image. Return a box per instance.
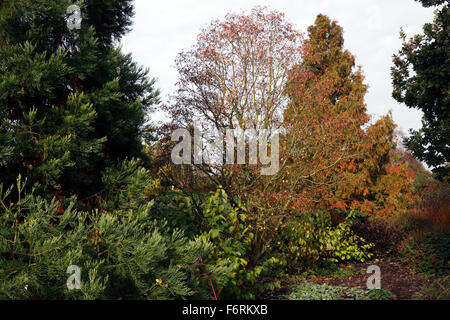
[308,257,427,300]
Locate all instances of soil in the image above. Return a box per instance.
[308,257,427,300]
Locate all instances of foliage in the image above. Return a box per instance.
[391,0,450,179]
[281,14,398,215]
[100,159,153,211]
[201,188,280,299]
[287,282,368,300]
[312,260,339,277]
[351,218,405,256]
[150,192,201,239]
[1,2,446,301]
[413,275,450,300]
[367,289,397,300]
[159,7,305,201]
[416,180,450,229]
[400,230,450,275]
[288,282,345,300]
[275,210,374,271]
[0,0,159,200]
[288,282,396,301]
[166,6,302,132]
[366,164,418,218]
[0,175,233,299]
[311,261,365,279]
[391,178,450,233]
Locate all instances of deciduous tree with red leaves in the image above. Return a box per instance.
[160,7,304,195]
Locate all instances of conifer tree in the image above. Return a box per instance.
[0,169,233,299]
[0,0,159,199]
[282,15,403,214]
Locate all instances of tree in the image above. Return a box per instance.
[391,0,449,180]
[0,0,159,200]
[160,7,303,197]
[167,7,302,133]
[279,15,398,212]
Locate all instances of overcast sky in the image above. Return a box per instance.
[121,0,436,134]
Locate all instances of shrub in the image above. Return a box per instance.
[0,175,233,299]
[201,188,280,299]
[151,192,201,239]
[393,180,450,232]
[312,260,339,277]
[322,211,374,263]
[417,181,450,228]
[275,210,374,272]
[351,218,405,256]
[400,230,450,276]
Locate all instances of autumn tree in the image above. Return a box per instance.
[167,7,302,133]
[158,8,303,194]
[231,14,419,262]
[273,15,395,211]
[391,0,449,180]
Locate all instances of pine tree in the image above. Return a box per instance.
[0,0,159,199]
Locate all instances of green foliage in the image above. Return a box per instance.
[329,267,364,280]
[0,0,159,199]
[288,282,396,301]
[201,188,280,299]
[312,260,339,277]
[400,230,450,275]
[391,1,449,178]
[310,260,366,280]
[0,175,233,299]
[288,282,368,300]
[367,289,397,300]
[322,212,374,263]
[288,282,345,300]
[150,192,201,239]
[100,159,152,211]
[275,210,374,271]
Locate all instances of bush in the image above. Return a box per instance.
[393,180,450,233]
[400,230,450,276]
[417,181,450,229]
[0,174,234,300]
[151,192,201,239]
[201,188,280,299]
[351,218,405,256]
[275,210,374,272]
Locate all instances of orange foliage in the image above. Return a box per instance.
[418,180,450,228]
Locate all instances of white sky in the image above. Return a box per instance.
[121,0,436,134]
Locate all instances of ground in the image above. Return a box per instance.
[307,258,427,300]
[260,257,432,300]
